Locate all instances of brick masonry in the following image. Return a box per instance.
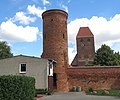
[41,9,120,92]
[77,36,95,66]
[42,9,69,91]
[67,67,120,91]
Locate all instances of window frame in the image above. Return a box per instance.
[19,63,27,74]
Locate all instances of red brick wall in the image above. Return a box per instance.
[67,67,120,91]
[41,10,120,93]
[77,37,95,66]
[42,10,69,91]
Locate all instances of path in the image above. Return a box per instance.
[40,92,120,100]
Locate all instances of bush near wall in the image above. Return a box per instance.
[86,89,120,96]
[0,75,35,100]
[35,88,51,96]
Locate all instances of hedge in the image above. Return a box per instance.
[0,75,35,100]
[35,88,51,95]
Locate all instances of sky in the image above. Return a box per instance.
[0,0,120,64]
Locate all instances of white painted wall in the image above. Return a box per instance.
[0,55,49,89]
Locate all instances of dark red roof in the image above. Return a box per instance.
[77,27,94,37]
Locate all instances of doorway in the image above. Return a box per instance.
[53,73,57,89]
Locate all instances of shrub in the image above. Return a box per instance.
[36,89,45,95]
[45,88,51,95]
[35,88,51,95]
[101,90,109,95]
[88,87,94,93]
[0,75,35,100]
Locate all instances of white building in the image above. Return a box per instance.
[0,55,55,89]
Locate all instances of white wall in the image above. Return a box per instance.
[0,55,49,89]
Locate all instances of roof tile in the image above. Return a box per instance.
[77,27,93,37]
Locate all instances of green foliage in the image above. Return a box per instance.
[45,88,51,95]
[36,89,45,95]
[0,41,13,59]
[0,75,35,100]
[112,52,120,65]
[101,90,109,95]
[88,87,94,93]
[94,44,120,66]
[35,88,51,95]
[86,89,120,96]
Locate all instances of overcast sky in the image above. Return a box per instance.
[0,0,120,63]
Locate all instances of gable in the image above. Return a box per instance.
[77,27,94,38]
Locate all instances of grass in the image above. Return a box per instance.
[86,89,120,96]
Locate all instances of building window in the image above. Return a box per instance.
[65,21,67,24]
[63,34,65,39]
[80,43,85,48]
[51,19,53,22]
[44,34,46,39]
[80,39,83,42]
[48,61,53,76]
[19,63,27,73]
[87,38,90,42]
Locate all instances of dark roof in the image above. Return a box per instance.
[0,55,41,60]
[14,55,41,59]
[77,27,94,37]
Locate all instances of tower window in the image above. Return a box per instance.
[80,43,85,48]
[51,19,53,22]
[80,39,83,42]
[63,34,65,39]
[65,21,67,24]
[88,38,90,42]
[44,34,46,39]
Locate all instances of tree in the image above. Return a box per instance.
[0,41,13,59]
[112,52,120,65]
[94,44,115,66]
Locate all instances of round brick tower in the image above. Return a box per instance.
[42,9,69,91]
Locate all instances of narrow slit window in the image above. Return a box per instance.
[63,34,65,39]
[44,34,46,39]
[88,38,90,42]
[80,39,83,42]
[51,19,53,22]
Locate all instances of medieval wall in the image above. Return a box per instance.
[67,67,120,91]
[41,9,120,92]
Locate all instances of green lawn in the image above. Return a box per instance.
[86,90,120,96]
